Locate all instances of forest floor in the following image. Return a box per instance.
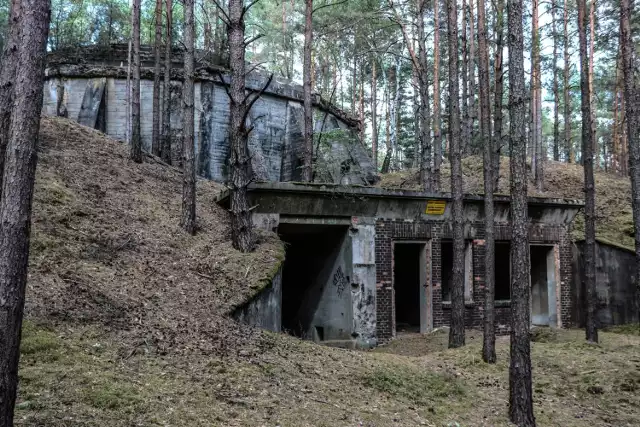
[17,117,640,426]
[379,157,636,251]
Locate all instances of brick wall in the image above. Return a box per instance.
[375,218,573,341]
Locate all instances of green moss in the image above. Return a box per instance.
[363,365,466,405]
[84,380,142,410]
[603,323,640,336]
[20,321,62,361]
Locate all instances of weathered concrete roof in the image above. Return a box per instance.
[45,44,360,129]
[217,182,583,225]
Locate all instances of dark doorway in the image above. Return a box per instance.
[495,242,511,301]
[279,223,349,339]
[394,243,425,333]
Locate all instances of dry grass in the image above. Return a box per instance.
[29,116,285,357]
[18,118,640,426]
[379,157,635,250]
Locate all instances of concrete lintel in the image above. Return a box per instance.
[278,216,351,226]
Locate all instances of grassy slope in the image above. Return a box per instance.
[18,119,640,426]
[379,157,635,251]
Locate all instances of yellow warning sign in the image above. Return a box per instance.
[425,200,446,215]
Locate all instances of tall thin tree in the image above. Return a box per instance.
[181,0,196,235]
[448,0,465,349]
[0,0,20,203]
[416,0,432,190]
[563,0,573,162]
[578,0,598,343]
[161,0,173,164]
[478,0,496,363]
[302,0,313,181]
[508,0,536,422]
[620,0,640,326]
[492,0,505,191]
[0,0,50,423]
[531,0,543,189]
[227,0,267,252]
[433,0,442,189]
[371,59,378,170]
[552,0,560,161]
[130,0,142,163]
[152,0,163,157]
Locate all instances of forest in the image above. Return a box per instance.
[0,0,632,175]
[0,0,638,426]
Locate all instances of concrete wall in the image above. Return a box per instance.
[233,266,283,332]
[43,75,377,185]
[572,241,639,327]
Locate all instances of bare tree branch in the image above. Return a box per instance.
[210,0,230,25]
[216,70,233,101]
[312,0,348,14]
[242,73,274,125]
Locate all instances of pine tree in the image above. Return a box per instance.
[152,0,163,157]
[161,0,172,164]
[577,0,598,344]
[181,0,196,235]
[620,0,640,328]
[130,0,142,163]
[0,0,20,203]
[478,0,496,363]
[507,0,536,422]
[302,0,313,181]
[0,0,50,422]
[448,0,465,349]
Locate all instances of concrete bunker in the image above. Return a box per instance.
[219,182,583,344]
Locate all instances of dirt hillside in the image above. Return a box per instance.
[379,157,635,250]
[17,118,640,426]
[29,116,285,356]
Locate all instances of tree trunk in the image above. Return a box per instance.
[461,0,469,156]
[181,0,196,235]
[152,0,163,157]
[468,0,477,147]
[563,0,573,163]
[371,60,378,170]
[417,0,432,191]
[130,0,142,163]
[381,67,393,174]
[507,0,536,423]
[577,0,598,344]
[447,0,465,349]
[620,0,639,315]
[552,0,560,161]
[532,0,543,190]
[228,0,255,252]
[492,0,504,191]
[478,0,495,363]
[412,51,421,169]
[126,38,132,144]
[161,0,172,164]
[359,68,365,145]
[433,0,442,189]
[0,0,21,203]
[0,0,50,423]
[589,0,596,167]
[302,0,313,181]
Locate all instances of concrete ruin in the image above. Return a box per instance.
[41,45,378,185]
[218,183,583,347]
[573,240,639,327]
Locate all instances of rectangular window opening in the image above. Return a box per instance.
[495,241,511,301]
